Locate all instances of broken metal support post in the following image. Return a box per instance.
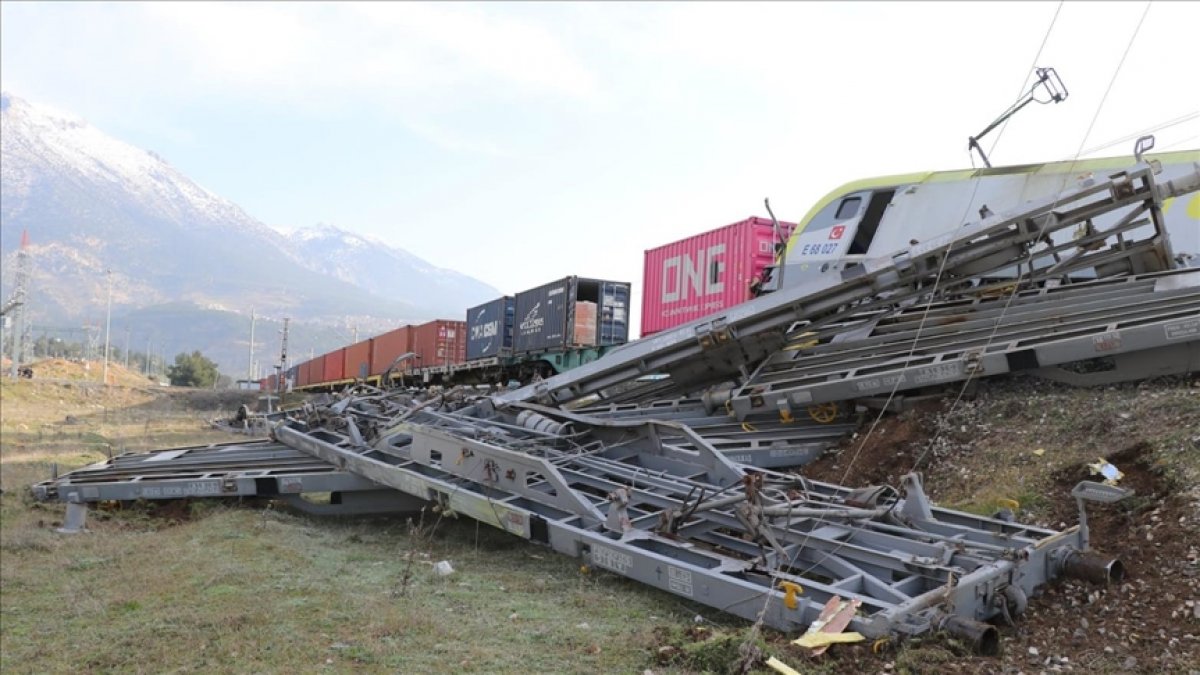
[937,614,1000,656]
[56,499,88,534]
[1061,551,1125,585]
[1070,480,1134,552]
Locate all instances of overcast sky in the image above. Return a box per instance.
[3,1,1198,330]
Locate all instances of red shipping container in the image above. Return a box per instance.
[370,326,414,376]
[297,361,312,388]
[324,349,345,382]
[412,319,467,368]
[641,216,796,337]
[344,340,372,381]
[310,355,326,384]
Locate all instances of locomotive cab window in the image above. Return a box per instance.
[848,189,895,255]
[835,197,862,220]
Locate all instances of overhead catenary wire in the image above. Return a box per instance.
[906,0,1155,478]
[1155,134,1200,152]
[981,1,1066,164]
[761,0,1075,594]
[833,0,1068,491]
[1074,110,1200,158]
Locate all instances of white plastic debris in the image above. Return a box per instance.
[433,560,455,577]
[1087,458,1124,485]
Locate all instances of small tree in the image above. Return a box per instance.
[167,350,220,388]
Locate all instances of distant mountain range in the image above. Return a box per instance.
[0,93,498,375]
[284,223,497,313]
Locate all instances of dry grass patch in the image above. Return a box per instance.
[1,379,716,674]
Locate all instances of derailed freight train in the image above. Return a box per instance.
[266,275,631,392]
[266,149,1199,394]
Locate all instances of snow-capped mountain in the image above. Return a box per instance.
[0,92,498,371]
[1,94,280,244]
[285,224,499,317]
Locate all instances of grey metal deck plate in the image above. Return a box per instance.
[575,397,856,468]
[258,395,1106,643]
[729,269,1200,418]
[31,440,378,503]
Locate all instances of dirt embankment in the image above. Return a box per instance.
[22,358,157,387]
[788,376,1200,673]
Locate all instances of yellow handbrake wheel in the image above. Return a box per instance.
[808,402,839,424]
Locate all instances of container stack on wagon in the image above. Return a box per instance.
[255,216,793,394]
[284,274,632,391]
[513,276,630,353]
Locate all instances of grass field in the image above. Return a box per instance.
[0,377,764,674]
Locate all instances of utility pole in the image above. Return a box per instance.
[144,334,152,376]
[124,326,131,369]
[278,317,290,395]
[247,309,256,384]
[84,322,99,362]
[102,269,113,385]
[0,302,21,374]
[7,230,31,378]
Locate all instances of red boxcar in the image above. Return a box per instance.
[297,360,312,388]
[324,349,345,382]
[344,340,372,381]
[412,319,466,368]
[370,326,415,376]
[641,216,796,337]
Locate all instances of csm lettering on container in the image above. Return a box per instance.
[466,296,515,360]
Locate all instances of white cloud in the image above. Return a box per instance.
[107,3,600,156]
[130,2,597,106]
[401,118,513,158]
[140,3,317,85]
[346,3,600,101]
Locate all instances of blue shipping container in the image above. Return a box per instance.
[466,296,515,360]
[513,276,631,354]
[594,279,631,346]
